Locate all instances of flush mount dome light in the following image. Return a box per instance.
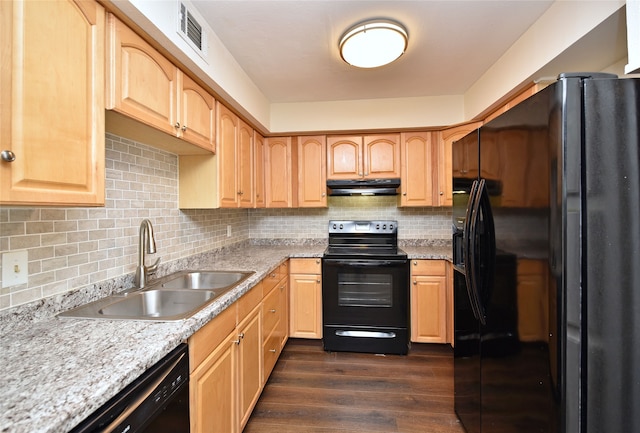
[339,20,408,68]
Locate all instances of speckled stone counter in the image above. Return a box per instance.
[0,241,449,433]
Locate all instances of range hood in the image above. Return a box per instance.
[327,178,401,196]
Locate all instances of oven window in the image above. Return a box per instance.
[338,273,393,307]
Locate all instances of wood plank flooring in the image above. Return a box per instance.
[244,339,466,433]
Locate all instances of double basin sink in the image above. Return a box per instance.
[59,270,254,321]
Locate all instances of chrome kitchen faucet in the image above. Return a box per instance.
[134,219,160,289]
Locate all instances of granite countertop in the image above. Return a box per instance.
[0,242,450,433]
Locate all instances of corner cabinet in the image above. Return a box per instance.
[1,0,105,206]
[437,122,482,206]
[410,260,452,344]
[327,134,400,180]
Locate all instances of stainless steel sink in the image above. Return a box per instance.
[160,270,254,290]
[97,290,217,320]
[59,269,255,321]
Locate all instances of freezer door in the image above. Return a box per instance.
[583,77,640,433]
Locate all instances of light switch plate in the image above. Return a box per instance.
[2,251,28,288]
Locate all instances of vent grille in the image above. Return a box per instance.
[178,2,207,59]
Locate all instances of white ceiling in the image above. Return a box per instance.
[190,0,557,104]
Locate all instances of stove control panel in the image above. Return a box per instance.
[328,220,398,234]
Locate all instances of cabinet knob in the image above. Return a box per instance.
[269,349,277,353]
[413,280,417,285]
[174,122,180,129]
[316,259,320,264]
[238,332,245,339]
[1,150,16,162]
[233,339,241,345]
[439,191,444,196]
[402,192,407,196]
[269,309,276,313]
[181,125,187,131]
[316,279,321,283]
[322,193,326,197]
[413,261,418,265]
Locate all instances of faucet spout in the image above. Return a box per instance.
[134,219,160,289]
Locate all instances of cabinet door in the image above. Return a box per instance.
[289,273,322,339]
[191,331,237,433]
[1,0,105,206]
[327,136,362,179]
[254,132,266,208]
[217,103,239,207]
[107,15,178,136]
[400,132,435,206]
[238,119,255,208]
[437,122,482,206]
[237,306,262,430]
[297,136,327,207]
[179,71,215,151]
[364,134,400,178]
[265,137,294,208]
[411,275,447,343]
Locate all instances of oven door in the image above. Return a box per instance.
[322,257,409,354]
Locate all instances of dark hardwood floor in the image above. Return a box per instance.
[244,339,466,433]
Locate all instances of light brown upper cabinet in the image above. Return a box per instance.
[297,136,327,207]
[265,137,297,208]
[327,134,400,180]
[1,0,105,206]
[254,131,266,208]
[437,122,482,206]
[399,132,437,207]
[179,72,216,151]
[106,15,215,153]
[217,103,255,208]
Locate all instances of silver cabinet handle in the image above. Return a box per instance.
[439,191,444,195]
[174,122,180,129]
[181,125,187,131]
[1,150,16,162]
[269,349,277,353]
[269,309,276,313]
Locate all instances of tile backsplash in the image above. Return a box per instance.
[0,133,450,311]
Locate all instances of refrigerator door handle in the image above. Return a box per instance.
[467,179,486,325]
[476,179,497,324]
[463,180,482,321]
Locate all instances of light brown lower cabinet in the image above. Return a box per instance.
[289,258,323,339]
[410,260,452,344]
[188,262,289,433]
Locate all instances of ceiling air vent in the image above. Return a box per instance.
[178,2,207,60]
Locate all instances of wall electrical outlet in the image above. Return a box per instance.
[227,225,232,237]
[2,251,28,288]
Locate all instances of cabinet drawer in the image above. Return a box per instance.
[262,285,282,338]
[289,258,321,274]
[188,304,236,372]
[411,259,446,276]
[263,330,281,379]
[237,283,262,323]
[262,269,281,295]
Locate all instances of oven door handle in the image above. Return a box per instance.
[323,259,406,267]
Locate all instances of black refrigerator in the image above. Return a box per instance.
[452,72,640,433]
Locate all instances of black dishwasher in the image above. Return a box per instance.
[70,343,190,433]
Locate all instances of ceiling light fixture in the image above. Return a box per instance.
[339,19,408,68]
